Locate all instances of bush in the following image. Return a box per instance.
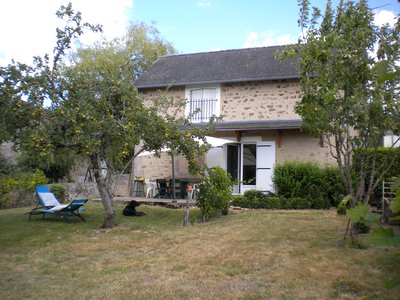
[231,195,247,207]
[321,166,346,207]
[231,192,310,210]
[353,148,400,206]
[266,196,283,209]
[281,197,311,209]
[197,167,233,221]
[243,190,266,209]
[273,161,322,199]
[353,147,400,181]
[0,191,15,209]
[310,196,331,209]
[273,161,344,208]
[50,184,67,203]
[0,169,47,209]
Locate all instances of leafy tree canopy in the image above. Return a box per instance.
[282,0,400,242]
[0,3,213,228]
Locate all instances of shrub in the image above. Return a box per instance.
[0,191,15,209]
[273,161,344,208]
[50,184,67,203]
[243,190,266,208]
[273,161,324,198]
[310,196,331,209]
[0,169,47,209]
[231,195,247,207]
[231,192,310,210]
[266,196,282,209]
[353,148,400,206]
[353,148,400,181]
[197,167,233,221]
[321,166,346,207]
[281,197,311,209]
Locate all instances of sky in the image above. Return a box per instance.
[0,0,399,66]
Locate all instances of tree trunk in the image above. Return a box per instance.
[91,155,116,228]
[183,191,190,226]
[349,222,361,245]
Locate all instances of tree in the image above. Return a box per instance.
[286,0,400,242]
[0,3,213,228]
[197,166,233,222]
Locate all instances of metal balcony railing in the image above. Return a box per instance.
[187,98,218,122]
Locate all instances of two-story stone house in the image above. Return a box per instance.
[134,45,333,194]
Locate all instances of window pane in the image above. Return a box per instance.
[243,144,256,185]
[203,88,216,99]
[227,145,239,181]
[188,87,217,122]
[190,89,203,100]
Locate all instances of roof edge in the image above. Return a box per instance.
[136,75,300,90]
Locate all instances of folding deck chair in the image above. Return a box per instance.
[26,186,88,221]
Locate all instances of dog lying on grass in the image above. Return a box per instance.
[122,200,146,216]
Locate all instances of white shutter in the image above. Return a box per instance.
[256,142,275,192]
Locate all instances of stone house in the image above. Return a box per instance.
[134,45,334,194]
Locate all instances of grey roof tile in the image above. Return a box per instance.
[135,45,298,89]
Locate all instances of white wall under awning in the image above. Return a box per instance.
[384,134,400,147]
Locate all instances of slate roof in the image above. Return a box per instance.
[135,45,299,89]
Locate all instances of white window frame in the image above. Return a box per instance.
[185,84,221,123]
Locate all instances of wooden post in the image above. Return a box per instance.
[234,130,241,142]
[276,130,282,148]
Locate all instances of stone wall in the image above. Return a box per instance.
[51,174,132,200]
[275,130,334,165]
[0,142,19,164]
[134,153,198,181]
[140,87,186,117]
[139,80,301,122]
[221,80,301,121]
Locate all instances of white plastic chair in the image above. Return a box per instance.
[191,183,199,200]
[145,178,157,198]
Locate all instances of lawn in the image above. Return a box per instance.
[0,203,399,299]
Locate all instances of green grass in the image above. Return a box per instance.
[0,203,399,299]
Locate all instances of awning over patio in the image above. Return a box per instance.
[194,119,302,132]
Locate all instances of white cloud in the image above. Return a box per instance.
[0,0,133,66]
[197,2,211,8]
[373,9,398,27]
[242,30,297,48]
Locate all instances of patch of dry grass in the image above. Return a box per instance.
[0,204,399,299]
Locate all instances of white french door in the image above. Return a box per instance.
[206,140,276,194]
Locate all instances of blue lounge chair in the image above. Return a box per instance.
[26,186,88,221]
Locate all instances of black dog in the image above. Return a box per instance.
[122,200,146,217]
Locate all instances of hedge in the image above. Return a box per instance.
[353,147,400,180]
[0,170,48,209]
[231,193,312,210]
[273,161,345,207]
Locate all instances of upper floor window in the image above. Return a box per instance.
[185,85,220,123]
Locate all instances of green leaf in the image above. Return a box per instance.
[390,197,400,214]
[389,216,400,222]
[361,213,381,226]
[371,227,400,247]
[390,178,400,192]
[346,203,368,223]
